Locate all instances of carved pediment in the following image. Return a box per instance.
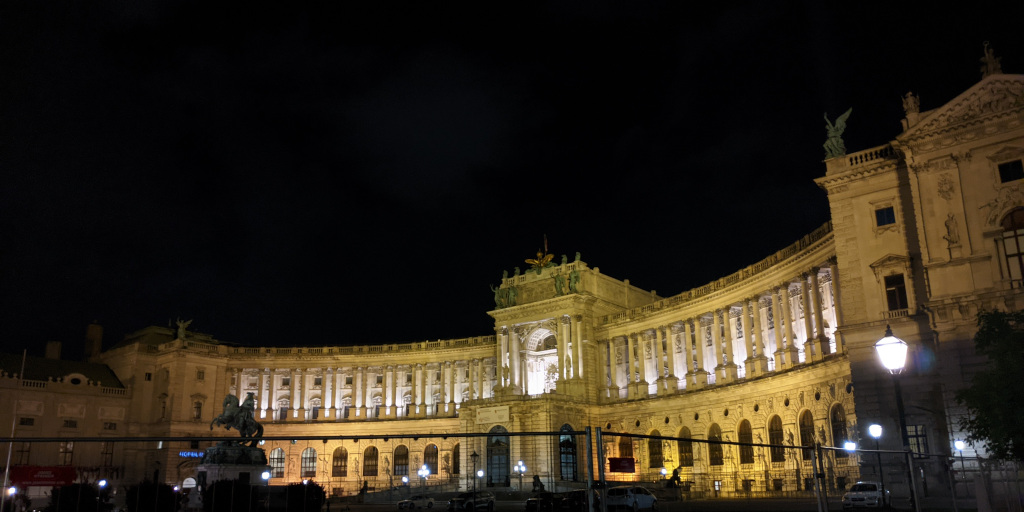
[869,254,912,283]
[901,75,1024,141]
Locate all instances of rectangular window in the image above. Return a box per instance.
[145,372,152,381]
[282,377,291,387]
[103,422,117,430]
[196,369,205,381]
[907,425,929,458]
[884,274,909,311]
[875,206,896,226]
[333,453,348,477]
[270,450,285,478]
[376,375,383,384]
[18,417,34,427]
[62,419,78,429]
[999,160,1024,183]
[314,377,322,386]
[345,377,353,385]
[59,441,74,465]
[193,401,203,420]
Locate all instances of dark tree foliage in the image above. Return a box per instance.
[955,310,1024,461]
[202,479,256,512]
[125,481,177,512]
[284,482,326,512]
[45,483,98,512]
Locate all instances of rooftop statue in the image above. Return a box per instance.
[823,108,852,159]
[902,92,920,115]
[980,41,1002,78]
[526,250,554,274]
[211,392,264,447]
[175,318,192,340]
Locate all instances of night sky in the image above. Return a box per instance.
[2,2,1022,358]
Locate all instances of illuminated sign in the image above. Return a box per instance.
[178,450,205,458]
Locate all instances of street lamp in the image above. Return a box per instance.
[418,464,430,489]
[954,440,968,497]
[514,461,527,491]
[875,325,918,512]
[868,424,885,502]
[470,452,479,501]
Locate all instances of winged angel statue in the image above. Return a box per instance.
[823,108,852,159]
[210,392,264,447]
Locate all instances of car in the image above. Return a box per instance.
[603,486,656,512]
[842,481,889,509]
[398,495,435,509]
[448,491,495,512]
[525,491,564,512]
[560,489,594,512]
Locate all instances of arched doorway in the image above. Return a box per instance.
[487,426,510,487]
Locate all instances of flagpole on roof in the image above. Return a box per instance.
[0,349,27,512]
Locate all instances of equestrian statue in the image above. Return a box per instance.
[210,392,264,447]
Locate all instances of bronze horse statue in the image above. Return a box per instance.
[210,392,264,447]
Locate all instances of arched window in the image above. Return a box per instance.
[559,424,577,481]
[488,426,510,486]
[738,420,754,464]
[799,411,815,461]
[453,444,461,475]
[394,445,409,476]
[831,405,848,458]
[677,427,693,467]
[301,448,317,477]
[768,416,785,462]
[270,448,285,478]
[708,424,723,466]
[332,447,348,477]
[1002,208,1024,284]
[618,437,633,459]
[364,446,379,477]
[648,430,663,468]
[425,444,439,474]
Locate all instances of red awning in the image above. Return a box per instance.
[8,466,77,486]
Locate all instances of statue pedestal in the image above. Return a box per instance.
[196,444,269,487]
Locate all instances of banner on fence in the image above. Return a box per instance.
[8,466,77,486]
[608,457,635,473]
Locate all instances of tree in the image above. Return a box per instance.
[125,481,176,512]
[955,310,1024,460]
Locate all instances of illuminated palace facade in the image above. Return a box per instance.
[6,61,1023,502]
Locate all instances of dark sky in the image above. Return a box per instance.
[2,2,1022,358]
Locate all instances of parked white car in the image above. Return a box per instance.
[842,481,888,509]
[604,486,656,512]
[398,495,435,509]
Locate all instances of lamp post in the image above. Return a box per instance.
[875,325,919,512]
[514,461,527,491]
[470,452,479,497]
[418,465,430,490]
[869,423,886,504]
[954,440,968,497]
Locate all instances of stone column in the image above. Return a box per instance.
[335,369,345,418]
[605,339,618,399]
[385,366,396,417]
[809,268,830,359]
[689,319,708,388]
[290,369,299,420]
[800,274,815,360]
[653,327,664,385]
[719,310,738,382]
[741,300,755,376]
[323,367,334,421]
[622,333,630,397]
[747,298,770,376]
[476,359,484,400]
[409,365,418,416]
[779,285,800,367]
[511,328,522,394]
[636,332,648,391]
[498,327,509,388]
[445,362,454,413]
[258,369,268,419]
[574,315,584,379]
[827,257,845,353]
[711,311,724,380]
[560,315,571,380]
[354,367,364,418]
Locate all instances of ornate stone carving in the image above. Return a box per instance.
[937,173,955,200]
